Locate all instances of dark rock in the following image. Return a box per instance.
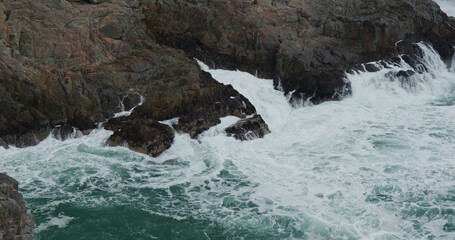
[225,115,271,141]
[132,71,257,138]
[0,0,262,153]
[0,173,35,240]
[144,0,455,103]
[2,0,454,156]
[52,125,83,141]
[103,116,175,157]
[0,138,7,149]
[121,93,142,112]
[364,63,382,72]
[396,70,416,78]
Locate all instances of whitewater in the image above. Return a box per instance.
[0,40,454,239]
[2,5,455,235]
[435,0,455,17]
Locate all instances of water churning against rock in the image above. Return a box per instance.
[435,0,455,17]
[1,42,455,239]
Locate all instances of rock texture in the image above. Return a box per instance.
[226,115,271,140]
[103,116,174,157]
[144,0,455,103]
[0,173,34,240]
[0,0,268,153]
[1,0,455,154]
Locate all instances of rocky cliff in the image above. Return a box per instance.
[0,173,34,240]
[0,0,266,156]
[0,0,454,155]
[145,0,455,103]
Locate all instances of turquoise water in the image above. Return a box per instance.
[1,43,455,240]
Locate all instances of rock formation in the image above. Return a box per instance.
[0,173,34,240]
[0,0,268,155]
[145,0,455,102]
[226,114,271,140]
[0,0,454,156]
[103,116,175,157]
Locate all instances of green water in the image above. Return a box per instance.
[2,44,455,239]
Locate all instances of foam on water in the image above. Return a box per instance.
[1,42,455,239]
[35,214,75,233]
[434,0,455,17]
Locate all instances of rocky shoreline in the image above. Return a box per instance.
[0,173,34,240]
[0,0,454,156]
[0,0,454,238]
[146,0,455,103]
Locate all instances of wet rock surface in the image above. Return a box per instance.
[0,0,266,152]
[226,115,271,141]
[1,0,454,154]
[103,116,175,157]
[145,0,455,103]
[0,173,34,240]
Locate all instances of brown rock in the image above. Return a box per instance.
[133,71,257,138]
[3,0,453,156]
[103,116,175,157]
[0,0,262,153]
[0,173,35,240]
[226,115,271,140]
[144,0,455,103]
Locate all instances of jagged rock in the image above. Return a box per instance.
[0,0,261,152]
[1,0,455,155]
[144,0,455,103]
[0,173,35,240]
[51,125,84,141]
[226,115,271,141]
[132,71,257,138]
[103,116,175,157]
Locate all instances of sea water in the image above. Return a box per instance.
[1,41,454,239]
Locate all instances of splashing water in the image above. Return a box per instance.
[1,42,455,239]
[434,0,455,17]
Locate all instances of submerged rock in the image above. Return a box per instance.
[226,115,271,141]
[0,173,35,240]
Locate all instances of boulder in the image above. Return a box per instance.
[103,116,175,157]
[51,125,84,141]
[0,173,35,240]
[226,115,271,140]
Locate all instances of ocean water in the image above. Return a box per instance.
[1,42,455,239]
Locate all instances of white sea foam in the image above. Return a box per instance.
[34,214,75,233]
[113,93,144,118]
[434,0,455,17]
[1,43,455,239]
